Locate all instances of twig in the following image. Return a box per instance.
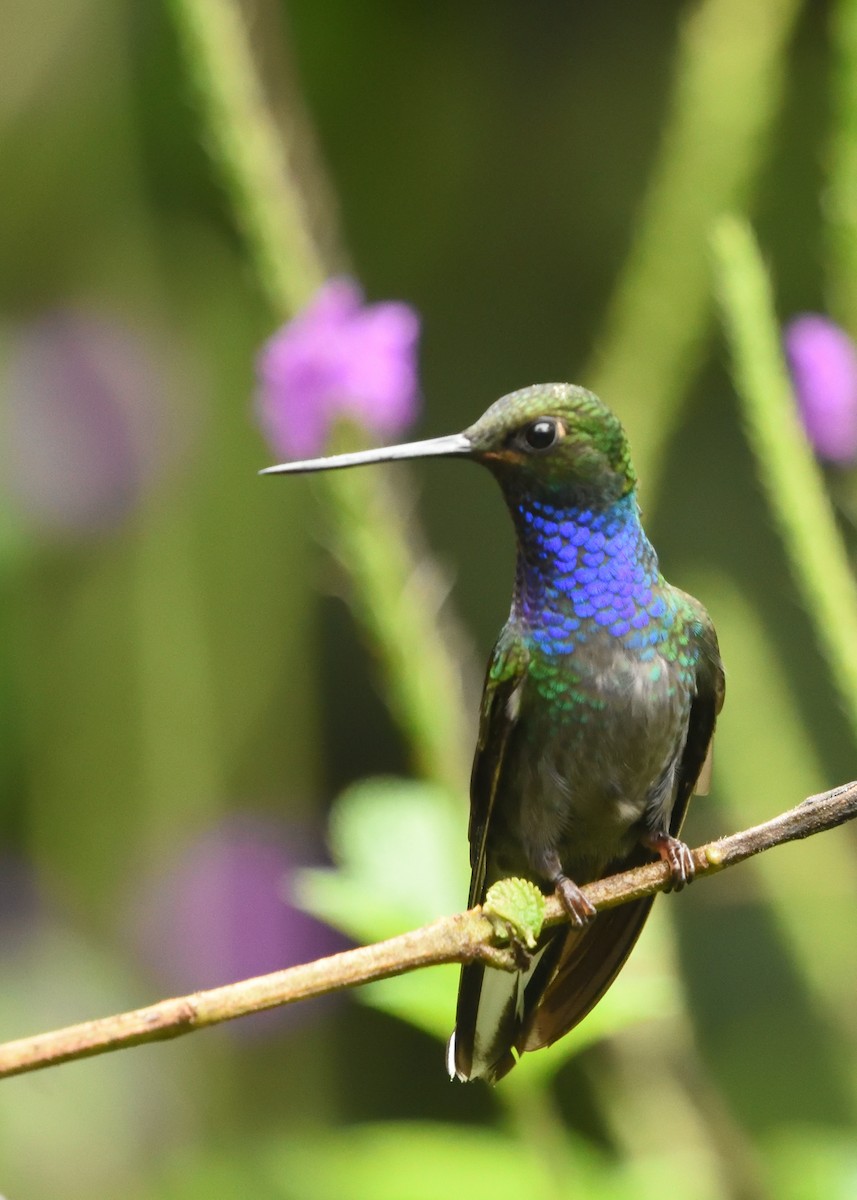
[0,782,855,1082]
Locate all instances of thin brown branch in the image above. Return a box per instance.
[1,781,855,1081]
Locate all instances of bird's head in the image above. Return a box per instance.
[261,383,635,508]
[462,383,635,505]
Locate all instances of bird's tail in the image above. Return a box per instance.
[447,934,560,1083]
[449,895,655,1082]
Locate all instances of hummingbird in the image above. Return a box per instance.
[262,383,724,1082]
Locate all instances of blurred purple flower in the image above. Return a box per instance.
[131,816,346,1036]
[256,277,421,458]
[2,310,174,533]
[784,314,857,464]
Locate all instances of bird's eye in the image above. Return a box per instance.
[522,418,559,452]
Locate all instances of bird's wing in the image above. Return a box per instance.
[515,607,725,1062]
[675,602,725,806]
[465,625,529,908]
[451,625,529,1080]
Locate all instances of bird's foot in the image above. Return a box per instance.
[643,831,695,891]
[554,874,597,928]
[539,849,596,928]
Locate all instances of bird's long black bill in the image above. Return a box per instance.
[260,432,472,475]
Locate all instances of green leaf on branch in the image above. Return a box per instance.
[483,877,545,949]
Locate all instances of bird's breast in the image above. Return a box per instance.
[496,638,692,883]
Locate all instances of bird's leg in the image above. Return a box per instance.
[541,849,596,928]
[642,830,695,891]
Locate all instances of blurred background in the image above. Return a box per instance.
[2,0,857,1196]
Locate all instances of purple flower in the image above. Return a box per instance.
[784,314,857,464]
[130,816,347,1036]
[256,278,421,458]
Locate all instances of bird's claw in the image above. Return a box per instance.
[555,875,597,927]
[645,832,695,891]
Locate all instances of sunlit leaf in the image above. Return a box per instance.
[294,777,467,1037]
[296,776,466,944]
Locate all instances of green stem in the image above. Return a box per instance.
[712,214,857,744]
[827,0,857,328]
[168,0,473,793]
[694,573,857,1082]
[589,0,802,495]
[168,0,324,313]
[321,465,473,791]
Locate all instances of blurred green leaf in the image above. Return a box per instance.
[360,963,459,1042]
[296,777,466,1038]
[268,1122,616,1200]
[271,1123,547,1200]
[153,1120,726,1200]
[296,776,467,943]
[764,1126,857,1200]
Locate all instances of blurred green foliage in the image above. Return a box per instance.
[2,0,857,1197]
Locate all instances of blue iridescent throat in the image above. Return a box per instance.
[510,491,671,658]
